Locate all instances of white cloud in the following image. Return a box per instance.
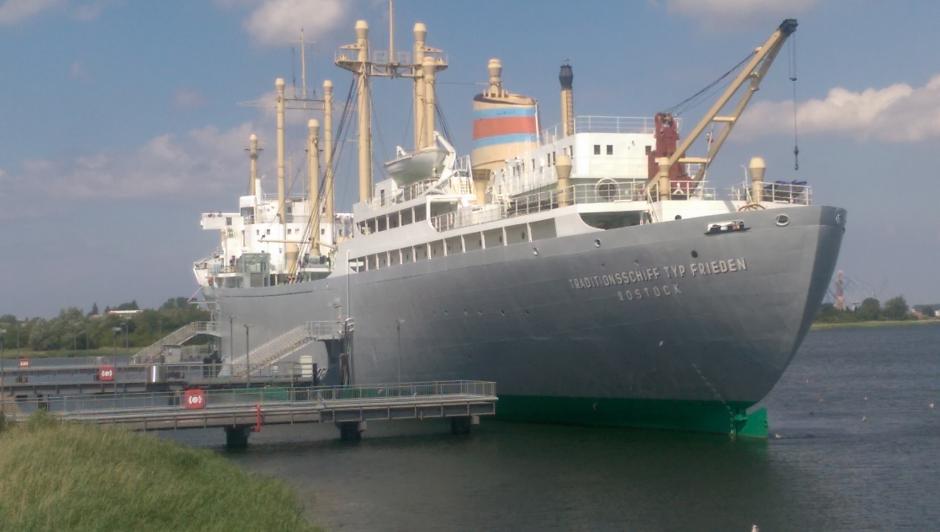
[2,123,256,207]
[72,0,110,21]
[666,0,815,23]
[0,0,63,25]
[173,88,206,109]
[239,0,347,46]
[738,75,940,142]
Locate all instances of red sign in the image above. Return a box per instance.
[183,389,206,410]
[98,365,115,382]
[18,358,29,369]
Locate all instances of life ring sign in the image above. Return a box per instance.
[98,365,115,382]
[183,388,206,410]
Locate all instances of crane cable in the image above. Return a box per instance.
[789,34,800,172]
[662,50,755,116]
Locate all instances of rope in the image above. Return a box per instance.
[789,35,800,172]
[663,50,756,116]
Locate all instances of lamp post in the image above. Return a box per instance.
[112,325,123,393]
[1,328,6,416]
[244,324,251,387]
[229,315,234,361]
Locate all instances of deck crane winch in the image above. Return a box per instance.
[645,19,798,201]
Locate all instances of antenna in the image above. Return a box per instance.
[388,0,395,65]
[300,28,308,103]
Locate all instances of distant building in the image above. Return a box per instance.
[107,310,142,316]
[935,310,940,318]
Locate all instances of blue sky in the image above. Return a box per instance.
[1,0,939,317]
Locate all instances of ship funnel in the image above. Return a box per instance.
[749,156,766,203]
[559,63,574,137]
[471,58,538,204]
[247,133,260,196]
[487,58,503,97]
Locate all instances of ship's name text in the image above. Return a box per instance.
[567,257,748,291]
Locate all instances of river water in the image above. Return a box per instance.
[170,325,939,531]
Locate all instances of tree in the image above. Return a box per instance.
[882,296,909,320]
[856,298,881,321]
[89,303,99,317]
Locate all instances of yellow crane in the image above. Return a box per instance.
[646,19,798,201]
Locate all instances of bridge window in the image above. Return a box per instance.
[593,144,601,155]
[606,145,614,155]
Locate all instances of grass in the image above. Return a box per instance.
[0,414,318,532]
[811,319,940,331]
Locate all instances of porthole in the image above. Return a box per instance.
[532,247,539,256]
[691,250,699,258]
[775,214,790,227]
[594,239,602,248]
[674,215,682,220]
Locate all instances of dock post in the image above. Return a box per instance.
[450,416,474,435]
[337,421,365,442]
[224,426,251,449]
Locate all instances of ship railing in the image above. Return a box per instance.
[576,115,657,134]
[730,181,812,205]
[429,182,652,232]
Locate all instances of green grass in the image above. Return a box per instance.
[0,415,318,531]
[811,319,940,331]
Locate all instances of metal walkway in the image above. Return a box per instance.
[132,321,222,364]
[3,381,497,447]
[230,320,350,377]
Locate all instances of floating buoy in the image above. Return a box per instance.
[861,416,867,422]
[774,433,781,439]
[863,396,868,401]
[930,402,935,409]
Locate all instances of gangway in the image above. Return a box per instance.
[2,380,497,448]
[230,320,350,377]
[132,321,221,364]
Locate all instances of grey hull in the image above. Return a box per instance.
[208,206,844,409]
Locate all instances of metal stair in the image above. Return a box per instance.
[232,321,347,376]
[132,322,220,364]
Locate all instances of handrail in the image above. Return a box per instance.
[1,380,497,417]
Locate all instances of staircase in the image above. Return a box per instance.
[132,322,220,364]
[232,321,347,376]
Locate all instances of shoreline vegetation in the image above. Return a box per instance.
[0,298,210,360]
[0,414,317,531]
[811,319,940,331]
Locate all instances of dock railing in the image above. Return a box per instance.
[2,380,497,419]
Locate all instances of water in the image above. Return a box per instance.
[175,325,939,530]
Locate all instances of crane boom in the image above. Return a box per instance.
[647,19,798,200]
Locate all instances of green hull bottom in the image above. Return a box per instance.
[496,395,769,439]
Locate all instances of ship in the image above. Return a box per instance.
[186,15,844,437]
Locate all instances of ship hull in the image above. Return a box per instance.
[207,205,845,435]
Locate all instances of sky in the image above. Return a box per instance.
[1,0,939,317]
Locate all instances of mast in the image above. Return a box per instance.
[355,20,372,203]
[323,79,335,234]
[422,56,436,148]
[412,22,426,149]
[307,119,320,251]
[275,77,287,224]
